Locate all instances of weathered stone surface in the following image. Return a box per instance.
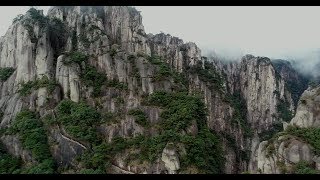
[291,86,320,128]
[0,6,304,174]
[0,135,34,163]
[161,142,180,174]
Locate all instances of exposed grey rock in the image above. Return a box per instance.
[161,142,180,174]
[55,55,80,102]
[0,6,301,174]
[0,135,34,163]
[291,86,320,128]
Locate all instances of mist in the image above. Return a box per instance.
[1,6,320,79]
[136,6,320,79]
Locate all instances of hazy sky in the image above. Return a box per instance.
[1,6,320,60]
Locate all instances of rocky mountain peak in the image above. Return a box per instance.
[0,6,313,174]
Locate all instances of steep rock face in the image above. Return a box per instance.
[0,6,299,174]
[254,85,320,174]
[272,59,309,107]
[217,55,294,133]
[55,55,80,102]
[0,135,34,163]
[291,86,320,128]
[240,56,293,132]
[211,55,296,172]
[256,136,313,174]
[161,143,180,174]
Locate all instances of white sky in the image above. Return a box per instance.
[1,6,320,60]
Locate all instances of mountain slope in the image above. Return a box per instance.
[0,6,304,174]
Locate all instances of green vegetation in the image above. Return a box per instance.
[22,8,49,43]
[147,55,172,82]
[63,51,88,65]
[81,65,107,97]
[78,91,224,173]
[276,160,287,173]
[8,110,52,162]
[188,60,224,93]
[225,92,252,138]
[292,161,319,174]
[131,54,188,90]
[114,97,124,104]
[79,23,106,48]
[127,54,141,86]
[265,143,276,158]
[48,18,68,56]
[258,121,283,141]
[106,79,128,90]
[0,67,15,81]
[21,159,55,174]
[78,168,105,174]
[272,59,310,107]
[12,14,24,24]
[18,76,58,96]
[79,32,90,48]
[56,99,102,144]
[180,128,224,173]
[71,30,78,51]
[6,110,55,173]
[153,63,172,82]
[0,142,22,174]
[285,125,320,155]
[26,8,47,27]
[109,47,117,58]
[277,99,293,122]
[172,71,189,90]
[154,91,207,131]
[64,51,127,96]
[128,109,149,127]
[137,29,147,37]
[147,55,188,88]
[145,91,224,173]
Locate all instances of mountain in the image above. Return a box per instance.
[271,59,309,108]
[254,85,320,174]
[0,6,314,174]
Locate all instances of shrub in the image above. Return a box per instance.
[277,99,293,122]
[0,67,15,81]
[56,100,102,144]
[180,129,224,173]
[78,168,105,174]
[128,109,149,127]
[18,76,58,96]
[226,92,253,138]
[152,63,172,82]
[9,110,52,162]
[21,159,55,174]
[6,110,55,173]
[285,126,320,155]
[0,142,22,174]
[63,51,88,65]
[80,65,107,97]
[12,14,24,24]
[292,161,319,174]
[188,60,224,92]
[142,91,224,172]
[80,142,112,172]
[27,8,47,27]
[109,48,117,58]
[106,79,128,90]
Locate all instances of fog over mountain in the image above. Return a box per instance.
[1,5,320,174]
[1,6,320,68]
[135,6,320,79]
